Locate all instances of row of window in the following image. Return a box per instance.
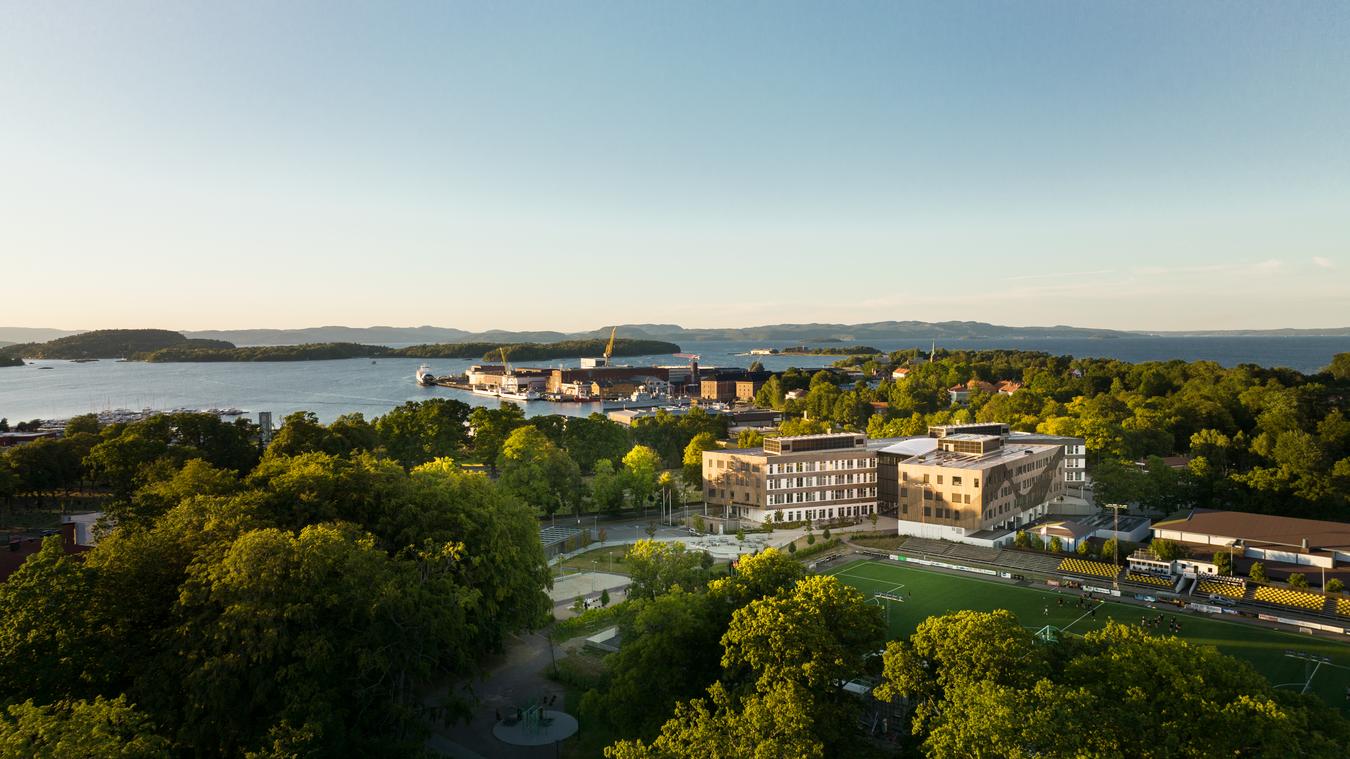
[900,487,973,505]
[768,473,876,490]
[900,472,980,488]
[766,458,875,475]
[768,487,876,505]
[775,503,873,522]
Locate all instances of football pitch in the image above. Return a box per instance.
[825,558,1350,710]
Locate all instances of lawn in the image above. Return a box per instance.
[825,558,1350,711]
[553,545,632,576]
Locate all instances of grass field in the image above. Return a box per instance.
[826,558,1350,711]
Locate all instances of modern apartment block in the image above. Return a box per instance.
[928,423,1090,511]
[878,433,1065,545]
[702,433,882,525]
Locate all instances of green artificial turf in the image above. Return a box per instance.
[825,558,1350,711]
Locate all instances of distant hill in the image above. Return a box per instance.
[1136,328,1350,337]
[0,329,234,360]
[7,322,1350,349]
[0,327,83,344]
[183,325,472,346]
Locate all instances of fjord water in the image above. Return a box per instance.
[1,337,1346,423]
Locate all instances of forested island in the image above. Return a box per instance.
[142,337,680,362]
[771,345,882,355]
[1,329,680,364]
[0,329,232,361]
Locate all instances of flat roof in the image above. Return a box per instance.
[892,440,1059,471]
[879,438,940,457]
[1153,510,1350,552]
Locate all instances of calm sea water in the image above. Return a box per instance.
[1,337,1345,424]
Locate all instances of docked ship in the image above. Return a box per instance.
[415,364,437,386]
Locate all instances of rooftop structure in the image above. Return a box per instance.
[1153,510,1350,569]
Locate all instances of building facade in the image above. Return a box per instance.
[879,433,1064,544]
[702,433,881,525]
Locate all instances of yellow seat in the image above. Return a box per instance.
[1253,585,1323,611]
[1196,579,1244,599]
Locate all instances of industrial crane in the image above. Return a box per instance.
[603,326,617,365]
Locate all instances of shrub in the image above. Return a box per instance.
[1288,572,1309,589]
[806,532,816,546]
[787,541,797,554]
[1327,578,1345,594]
[1249,561,1266,584]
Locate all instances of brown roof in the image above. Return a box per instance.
[1154,510,1350,552]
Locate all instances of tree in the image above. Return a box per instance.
[1213,550,1233,576]
[682,432,718,489]
[624,540,711,600]
[869,511,878,528]
[1327,578,1345,594]
[0,696,171,759]
[822,527,831,541]
[111,458,240,527]
[598,527,608,543]
[1288,572,1309,589]
[581,589,723,739]
[1150,538,1188,561]
[806,532,816,546]
[876,615,1350,758]
[1049,536,1063,553]
[64,414,100,436]
[1250,561,1267,583]
[1324,352,1350,381]
[0,536,108,705]
[692,515,706,533]
[605,681,824,759]
[1099,537,1120,564]
[376,398,472,468]
[600,588,611,607]
[466,402,526,469]
[496,426,582,516]
[263,411,332,458]
[1077,539,1091,556]
[622,445,662,508]
[563,414,633,474]
[590,459,626,513]
[719,575,885,750]
[787,541,797,554]
[736,429,764,448]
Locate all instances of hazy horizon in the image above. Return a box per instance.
[4,3,1348,331]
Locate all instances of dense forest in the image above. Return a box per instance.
[140,342,384,362]
[130,337,682,363]
[749,349,1350,520]
[0,408,554,756]
[0,329,233,360]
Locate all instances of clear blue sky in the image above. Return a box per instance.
[2,2,1347,331]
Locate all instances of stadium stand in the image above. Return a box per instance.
[1057,557,1119,579]
[1335,597,1350,618]
[946,544,1002,563]
[1196,579,1245,599]
[1126,571,1172,588]
[899,538,953,557]
[1252,585,1325,613]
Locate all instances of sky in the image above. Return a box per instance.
[2,2,1348,332]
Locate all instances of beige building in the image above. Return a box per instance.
[702,433,881,525]
[880,433,1064,545]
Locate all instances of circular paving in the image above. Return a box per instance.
[492,710,579,746]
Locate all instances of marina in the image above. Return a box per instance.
[2,337,1346,425]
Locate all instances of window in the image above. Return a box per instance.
[952,476,962,486]
[937,475,943,485]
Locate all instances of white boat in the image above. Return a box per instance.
[471,386,501,397]
[498,388,542,401]
[415,364,437,386]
